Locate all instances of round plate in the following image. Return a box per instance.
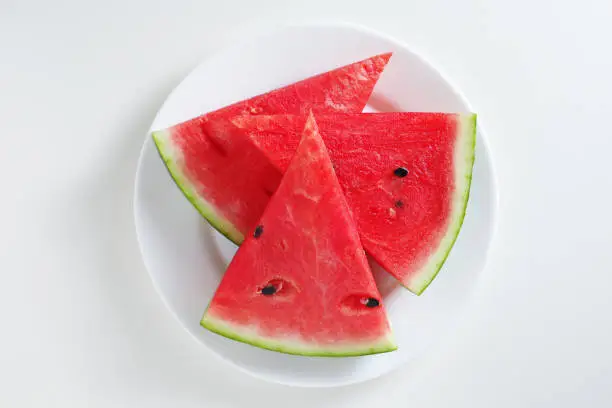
[134,23,498,387]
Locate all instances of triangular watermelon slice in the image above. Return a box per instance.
[232,113,476,295]
[152,54,391,243]
[201,113,396,356]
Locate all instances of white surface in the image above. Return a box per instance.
[1,0,611,406]
[134,23,497,386]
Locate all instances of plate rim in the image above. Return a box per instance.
[132,21,499,387]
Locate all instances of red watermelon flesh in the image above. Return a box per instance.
[152,54,391,243]
[201,114,396,356]
[232,113,476,294]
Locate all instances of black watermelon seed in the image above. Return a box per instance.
[365,298,380,308]
[394,167,409,177]
[261,285,277,296]
[253,225,264,238]
[395,200,404,208]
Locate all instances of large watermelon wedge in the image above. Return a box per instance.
[152,54,391,243]
[201,114,396,356]
[232,113,476,294]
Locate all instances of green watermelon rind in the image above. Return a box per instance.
[152,129,245,244]
[201,313,397,357]
[406,114,477,295]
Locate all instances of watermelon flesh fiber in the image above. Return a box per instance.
[156,111,476,295]
[153,53,391,244]
[201,114,396,356]
[232,113,476,294]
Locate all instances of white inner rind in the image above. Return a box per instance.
[405,114,477,294]
[201,313,397,357]
[152,129,245,244]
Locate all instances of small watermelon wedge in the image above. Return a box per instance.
[232,113,476,294]
[201,113,396,356]
[152,53,391,243]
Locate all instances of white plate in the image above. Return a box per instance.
[134,23,498,387]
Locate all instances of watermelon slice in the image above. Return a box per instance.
[231,113,476,294]
[152,53,391,243]
[201,114,396,356]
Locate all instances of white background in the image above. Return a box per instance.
[1,0,611,406]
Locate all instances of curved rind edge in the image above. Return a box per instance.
[201,313,397,357]
[151,129,245,245]
[406,113,477,295]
